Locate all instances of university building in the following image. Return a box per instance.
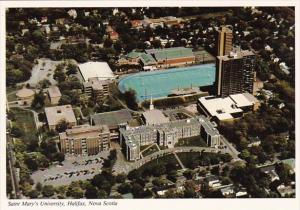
[124,47,196,69]
[119,116,221,161]
[59,124,110,156]
[83,78,110,102]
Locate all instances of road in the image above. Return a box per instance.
[113,146,233,175]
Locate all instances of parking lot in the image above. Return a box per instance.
[25,58,62,87]
[31,151,109,186]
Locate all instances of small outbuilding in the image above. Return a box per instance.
[16,88,35,106]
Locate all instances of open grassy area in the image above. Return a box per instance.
[138,153,182,173]
[141,145,159,157]
[175,135,207,147]
[10,107,38,141]
[6,86,20,102]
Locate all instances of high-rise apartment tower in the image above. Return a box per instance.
[216,50,256,97]
[217,26,233,56]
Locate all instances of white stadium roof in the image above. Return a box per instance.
[78,62,115,82]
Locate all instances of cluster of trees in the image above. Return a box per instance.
[31,90,46,110]
[121,88,138,110]
[219,104,294,164]
[178,152,233,169]
[6,55,34,86]
[52,63,82,106]
[229,162,294,198]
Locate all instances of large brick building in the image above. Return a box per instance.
[59,125,110,156]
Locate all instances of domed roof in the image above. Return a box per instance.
[16,88,35,98]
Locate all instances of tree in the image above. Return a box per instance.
[116,173,126,183]
[31,90,46,109]
[131,182,144,198]
[10,126,23,138]
[54,152,65,162]
[55,120,68,132]
[167,170,177,183]
[183,170,194,179]
[85,184,99,199]
[118,183,131,194]
[240,149,251,160]
[183,181,197,198]
[53,66,66,83]
[38,79,51,89]
[66,63,78,75]
[67,186,84,198]
[123,88,138,110]
[28,189,40,198]
[42,185,55,197]
[24,155,39,171]
[152,163,166,177]
[58,95,72,105]
[35,182,43,192]
[98,189,107,198]
[128,169,141,181]
[104,38,113,48]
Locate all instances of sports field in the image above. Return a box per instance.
[118,64,216,101]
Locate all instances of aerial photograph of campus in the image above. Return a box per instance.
[6,7,295,199]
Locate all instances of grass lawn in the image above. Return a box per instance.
[73,108,82,119]
[175,135,207,147]
[138,153,182,172]
[10,107,38,141]
[141,145,159,157]
[6,86,20,102]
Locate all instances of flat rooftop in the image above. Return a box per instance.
[146,47,194,61]
[45,105,76,127]
[199,96,243,121]
[91,109,133,128]
[48,86,62,98]
[142,109,169,125]
[59,124,109,139]
[217,50,255,61]
[78,62,115,82]
[229,93,258,108]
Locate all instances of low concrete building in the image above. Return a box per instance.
[220,185,235,197]
[247,136,261,148]
[16,88,35,106]
[59,124,110,156]
[142,109,169,125]
[198,93,259,122]
[205,175,221,188]
[45,105,77,130]
[259,165,280,182]
[48,86,62,105]
[277,184,295,197]
[91,109,133,140]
